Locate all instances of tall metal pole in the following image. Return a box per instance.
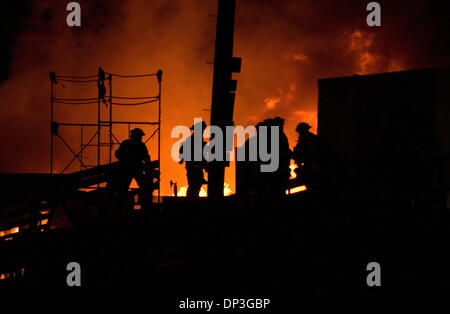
[97,68,102,168]
[157,70,162,201]
[208,0,240,199]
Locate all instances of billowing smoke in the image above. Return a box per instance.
[0,0,449,195]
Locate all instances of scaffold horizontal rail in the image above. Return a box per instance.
[53,71,160,80]
[99,121,159,125]
[55,74,98,79]
[84,143,112,147]
[112,96,158,100]
[53,100,98,105]
[56,79,98,83]
[56,122,99,127]
[53,97,98,101]
[112,99,158,106]
[109,73,158,78]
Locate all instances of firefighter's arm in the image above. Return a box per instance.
[293,146,303,159]
[143,145,151,165]
[115,146,121,160]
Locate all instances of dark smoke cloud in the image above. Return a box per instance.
[0,0,217,194]
[234,0,450,121]
[0,0,449,194]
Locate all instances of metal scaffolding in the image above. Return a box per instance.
[50,67,162,198]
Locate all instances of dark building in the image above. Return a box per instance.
[318,67,450,208]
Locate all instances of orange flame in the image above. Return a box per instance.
[173,183,232,197]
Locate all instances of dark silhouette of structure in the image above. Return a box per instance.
[179,122,208,199]
[318,67,450,208]
[207,0,241,199]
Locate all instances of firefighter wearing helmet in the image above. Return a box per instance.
[114,128,153,210]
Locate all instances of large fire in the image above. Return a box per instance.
[289,161,298,180]
[0,0,447,197]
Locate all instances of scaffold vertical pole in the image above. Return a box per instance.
[157,70,162,200]
[50,74,54,176]
[109,73,112,164]
[80,126,83,171]
[97,69,101,168]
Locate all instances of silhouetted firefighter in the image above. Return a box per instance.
[272,117,292,197]
[114,128,154,210]
[293,122,337,195]
[179,121,208,199]
[237,117,292,200]
[257,117,292,199]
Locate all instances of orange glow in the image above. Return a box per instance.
[289,160,298,179]
[347,30,407,75]
[223,183,233,196]
[264,97,281,109]
[282,52,309,63]
[0,226,19,238]
[173,183,232,197]
[199,187,208,197]
[292,53,309,62]
[348,30,377,74]
[174,185,207,197]
[39,219,48,226]
[286,185,307,195]
[0,268,25,280]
